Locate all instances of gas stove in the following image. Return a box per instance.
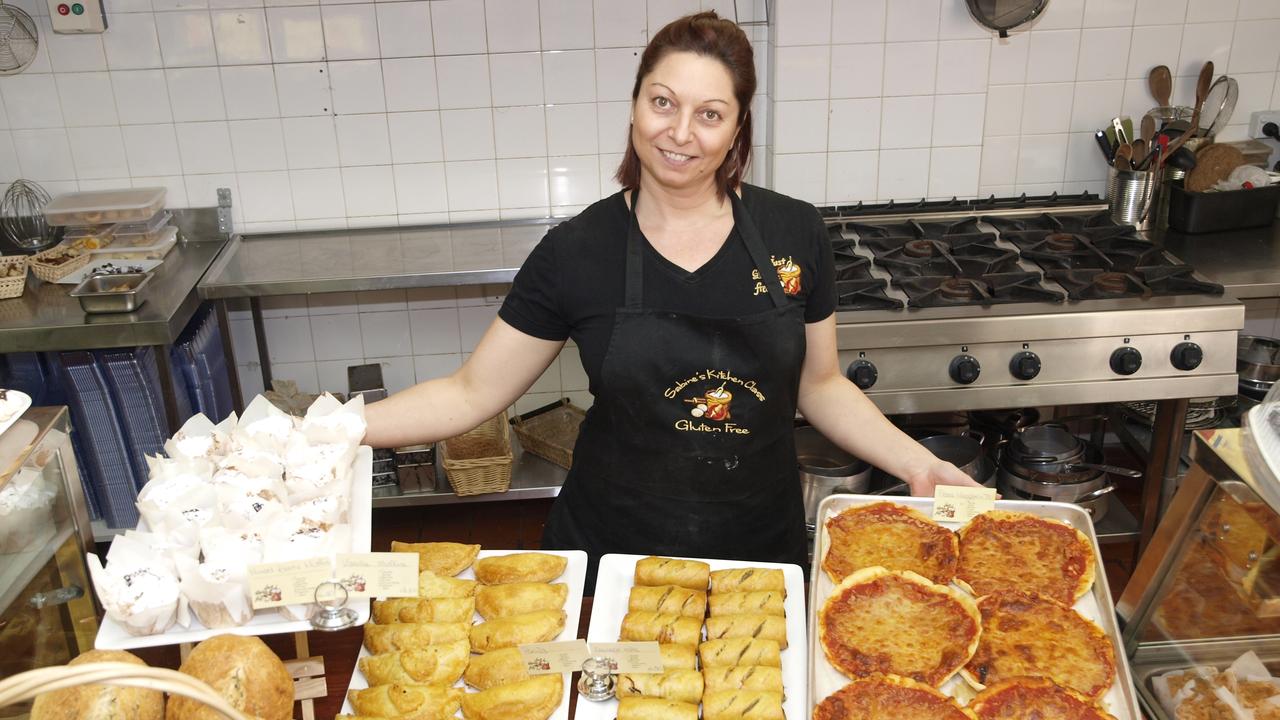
[822,194,1243,415]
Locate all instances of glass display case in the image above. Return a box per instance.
[0,406,98,718]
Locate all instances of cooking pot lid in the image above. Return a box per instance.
[1013,424,1084,459]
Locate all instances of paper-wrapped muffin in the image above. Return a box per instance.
[167,634,293,720]
[176,556,253,629]
[87,535,183,636]
[30,649,164,720]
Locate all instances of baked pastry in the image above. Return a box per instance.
[166,635,293,720]
[617,697,699,720]
[418,569,478,598]
[346,684,463,719]
[475,582,568,620]
[822,501,958,584]
[967,677,1118,719]
[390,541,480,576]
[708,590,784,617]
[962,590,1116,700]
[473,552,567,584]
[811,674,970,720]
[705,613,788,649]
[701,666,784,695]
[957,510,1095,604]
[620,611,704,645]
[357,639,470,685]
[371,597,475,624]
[634,556,711,591]
[363,621,471,654]
[698,638,782,668]
[617,670,704,703]
[701,689,784,720]
[463,646,529,690]
[819,567,980,687]
[709,567,785,594]
[470,608,566,652]
[628,585,707,618]
[659,643,698,671]
[31,649,163,720]
[459,674,562,720]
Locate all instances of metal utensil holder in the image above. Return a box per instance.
[1108,167,1158,227]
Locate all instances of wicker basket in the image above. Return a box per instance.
[0,256,27,299]
[440,411,513,496]
[0,662,250,719]
[29,243,89,282]
[511,398,585,470]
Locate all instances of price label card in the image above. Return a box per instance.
[517,640,592,675]
[587,642,665,674]
[247,557,332,609]
[932,485,998,523]
[335,553,418,599]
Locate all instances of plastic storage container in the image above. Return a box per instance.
[1167,183,1280,234]
[43,187,166,227]
[61,224,115,250]
[110,210,171,244]
[90,226,177,260]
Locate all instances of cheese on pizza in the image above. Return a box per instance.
[812,674,970,720]
[967,677,1119,720]
[956,510,1095,604]
[822,502,959,585]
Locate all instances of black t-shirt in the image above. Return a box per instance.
[498,184,836,392]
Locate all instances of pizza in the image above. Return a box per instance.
[822,502,959,584]
[812,674,970,720]
[961,590,1116,700]
[966,677,1118,719]
[956,510,1095,604]
[819,567,980,687]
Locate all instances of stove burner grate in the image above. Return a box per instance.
[1048,266,1225,300]
[834,278,904,311]
[895,272,1065,308]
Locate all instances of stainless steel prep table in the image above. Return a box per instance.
[1156,221,1280,300]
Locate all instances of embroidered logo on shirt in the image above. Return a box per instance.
[752,255,802,297]
[665,370,766,435]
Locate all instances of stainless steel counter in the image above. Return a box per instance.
[1157,221,1280,299]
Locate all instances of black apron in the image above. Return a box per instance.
[542,187,809,588]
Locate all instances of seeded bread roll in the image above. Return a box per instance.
[165,635,293,720]
[31,650,164,720]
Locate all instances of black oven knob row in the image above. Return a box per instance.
[1110,347,1142,375]
[1009,351,1041,380]
[1171,342,1204,371]
[949,355,981,385]
[846,359,878,389]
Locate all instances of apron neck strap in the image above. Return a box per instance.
[624,186,788,310]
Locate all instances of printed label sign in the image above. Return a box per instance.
[932,485,998,523]
[335,553,419,599]
[246,557,332,609]
[586,641,666,674]
[517,640,592,675]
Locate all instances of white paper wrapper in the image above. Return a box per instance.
[122,529,200,562]
[175,555,254,628]
[283,434,355,503]
[86,535,183,636]
[215,485,287,531]
[137,462,217,549]
[288,493,347,527]
[234,395,298,455]
[264,520,350,620]
[164,413,237,463]
[299,393,366,446]
[199,526,266,568]
[213,448,286,489]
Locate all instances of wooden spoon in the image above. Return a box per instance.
[1141,114,1156,144]
[1114,143,1134,170]
[1148,65,1172,107]
[1160,63,1214,166]
[1131,138,1146,164]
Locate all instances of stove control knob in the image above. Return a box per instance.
[1110,347,1142,375]
[1009,351,1041,381]
[949,355,981,385]
[846,359,878,389]
[1171,342,1204,371]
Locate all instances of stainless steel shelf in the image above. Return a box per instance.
[1094,494,1141,544]
[372,442,566,508]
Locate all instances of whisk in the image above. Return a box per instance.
[0,179,57,251]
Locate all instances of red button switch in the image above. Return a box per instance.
[56,3,69,14]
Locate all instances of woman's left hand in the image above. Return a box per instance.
[904,459,983,496]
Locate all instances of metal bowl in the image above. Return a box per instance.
[1238,335,1280,383]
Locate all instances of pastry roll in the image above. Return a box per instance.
[634,556,711,591]
[617,697,699,720]
[475,582,568,620]
[702,689,785,720]
[390,540,481,576]
[708,591,785,618]
[372,597,475,624]
[470,608,566,652]
[660,643,698,671]
[705,613,789,649]
[418,569,478,598]
[698,638,782,668]
[346,683,463,719]
[702,666,784,695]
[617,670,705,704]
[473,552,568,584]
[460,674,563,720]
[363,622,471,654]
[709,568,785,594]
[463,646,529,690]
[358,639,470,685]
[628,585,707,619]
[620,611,704,646]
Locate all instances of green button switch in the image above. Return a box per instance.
[70,3,83,13]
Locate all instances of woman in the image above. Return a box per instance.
[366,12,977,574]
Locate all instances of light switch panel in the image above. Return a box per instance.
[47,0,106,33]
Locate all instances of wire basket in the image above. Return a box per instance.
[29,243,89,282]
[0,255,27,299]
[440,411,513,496]
[511,398,585,470]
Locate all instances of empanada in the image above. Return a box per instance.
[470,608,566,652]
[460,674,563,720]
[475,582,568,620]
[463,646,529,690]
[473,552,567,584]
[709,568,785,594]
[705,613,788,649]
[346,683,463,719]
[701,689,785,720]
[358,639,470,685]
[660,644,698,671]
[418,569,478,598]
[628,585,707,619]
[371,597,475,624]
[363,622,471,654]
[620,611,703,646]
[701,666,784,695]
[634,556,710,591]
[708,591,785,617]
[391,541,480,576]
[617,670,704,703]
[698,638,782,668]
[617,697,699,720]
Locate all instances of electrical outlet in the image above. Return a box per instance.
[1249,111,1280,139]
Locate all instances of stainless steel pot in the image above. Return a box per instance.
[796,425,871,532]
[917,431,997,487]
[997,439,1128,520]
[1239,335,1280,383]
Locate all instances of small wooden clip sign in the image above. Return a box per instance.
[586,642,666,674]
[247,557,333,609]
[516,640,592,675]
[335,553,418,599]
[932,485,998,523]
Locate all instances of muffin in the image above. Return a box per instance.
[30,649,164,720]
[166,635,293,720]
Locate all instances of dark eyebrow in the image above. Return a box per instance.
[648,82,730,106]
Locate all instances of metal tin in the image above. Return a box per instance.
[68,272,152,314]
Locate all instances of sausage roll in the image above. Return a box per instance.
[628,585,707,619]
[617,670,704,704]
[701,666,785,695]
[702,689,785,720]
[709,568,785,594]
[659,643,699,671]
[634,556,711,591]
[620,611,704,646]
[698,638,782,668]
[705,613,788,650]
[708,591,785,618]
[616,697,700,720]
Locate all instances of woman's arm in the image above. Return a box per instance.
[363,317,565,448]
[796,315,978,495]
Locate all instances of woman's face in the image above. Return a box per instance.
[631,50,741,193]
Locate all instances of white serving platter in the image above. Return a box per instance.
[808,494,1142,720]
[0,389,32,439]
[341,549,588,720]
[94,446,373,649]
[578,553,808,720]
[55,258,163,285]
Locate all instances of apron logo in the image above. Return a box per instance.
[666,371,766,436]
[752,256,802,297]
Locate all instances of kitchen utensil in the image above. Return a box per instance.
[1238,335,1280,383]
[1148,65,1172,107]
[0,179,56,251]
[916,431,996,485]
[0,1,38,75]
[1168,146,1197,171]
[1113,117,1129,145]
[964,0,1048,38]
[1201,75,1239,138]
[1121,117,1134,146]
[796,425,872,531]
[1132,139,1147,165]
[69,272,152,314]
[1114,143,1134,169]
[1141,115,1156,145]
[1095,130,1116,163]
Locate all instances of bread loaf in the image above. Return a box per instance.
[166,634,293,720]
[31,649,164,720]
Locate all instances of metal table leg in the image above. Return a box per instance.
[1139,398,1188,552]
[250,296,272,392]
[215,300,245,413]
[154,344,181,431]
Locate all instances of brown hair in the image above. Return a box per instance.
[614,11,756,196]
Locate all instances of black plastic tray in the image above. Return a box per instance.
[1167,183,1280,234]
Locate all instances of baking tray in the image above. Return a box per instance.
[341,549,587,719]
[56,258,162,285]
[70,272,152,314]
[808,494,1142,719]
[579,553,807,720]
[93,446,373,649]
